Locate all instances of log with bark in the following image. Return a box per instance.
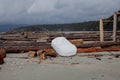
[77,48,103,53]
[77,46,120,53]
[0,41,51,53]
[76,42,120,48]
[102,46,120,51]
[0,41,120,53]
[69,39,83,44]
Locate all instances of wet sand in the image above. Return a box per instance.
[0,51,120,80]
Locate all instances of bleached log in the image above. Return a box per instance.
[113,13,117,42]
[99,19,104,42]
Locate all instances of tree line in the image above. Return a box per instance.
[10,21,120,32]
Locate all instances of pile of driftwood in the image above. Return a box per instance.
[26,41,120,61]
[28,49,57,60]
[0,40,120,61]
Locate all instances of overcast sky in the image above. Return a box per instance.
[0,0,120,24]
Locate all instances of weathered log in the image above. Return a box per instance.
[102,46,120,51]
[76,42,120,48]
[1,41,120,53]
[77,46,120,53]
[77,48,103,53]
[0,48,6,58]
[2,41,50,46]
[3,46,52,53]
[2,45,120,53]
[69,39,83,44]
[0,41,51,52]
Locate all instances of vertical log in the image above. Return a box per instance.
[113,13,117,42]
[99,19,104,42]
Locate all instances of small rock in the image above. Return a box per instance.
[108,58,113,60]
[114,55,120,58]
[101,75,104,77]
[96,58,101,60]
[28,51,37,57]
[71,62,79,65]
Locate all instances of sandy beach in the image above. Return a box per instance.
[0,51,120,80]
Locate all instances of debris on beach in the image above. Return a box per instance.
[28,51,37,57]
[28,50,56,60]
[37,49,57,60]
[0,28,120,65]
[96,58,102,60]
[114,54,120,58]
[38,50,47,60]
[51,37,77,57]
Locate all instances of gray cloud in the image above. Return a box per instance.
[0,0,120,24]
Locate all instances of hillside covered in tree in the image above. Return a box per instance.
[9,21,120,32]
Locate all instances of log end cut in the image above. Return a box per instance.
[0,48,6,58]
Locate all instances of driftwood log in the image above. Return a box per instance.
[77,46,120,53]
[0,41,120,53]
[76,42,120,48]
[0,48,6,58]
[0,48,6,65]
[69,39,83,44]
[77,48,103,53]
[0,41,51,53]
